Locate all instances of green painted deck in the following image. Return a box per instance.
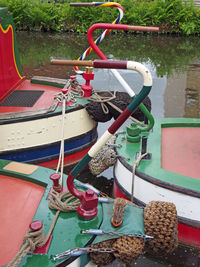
[116,118,200,192]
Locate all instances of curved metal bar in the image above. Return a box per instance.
[70,2,124,74]
[66,59,152,215]
[87,23,159,131]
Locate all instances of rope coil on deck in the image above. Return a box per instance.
[48,190,80,212]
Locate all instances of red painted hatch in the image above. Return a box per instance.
[0,175,45,265]
[161,127,200,180]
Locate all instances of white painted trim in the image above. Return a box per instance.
[88,131,112,157]
[127,61,152,87]
[110,69,135,97]
[115,160,200,222]
[1,109,96,152]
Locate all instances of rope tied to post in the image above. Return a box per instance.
[48,189,80,212]
[7,226,45,267]
[8,190,81,267]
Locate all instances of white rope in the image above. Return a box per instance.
[131,152,147,202]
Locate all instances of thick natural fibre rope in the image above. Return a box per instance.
[89,91,146,126]
[89,90,117,114]
[131,152,147,202]
[7,226,46,267]
[48,190,80,212]
[8,190,80,267]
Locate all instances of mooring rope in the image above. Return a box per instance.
[7,226,46,267]
[131,152,147,202]
[48,190,80,212]
[54,78,82,186]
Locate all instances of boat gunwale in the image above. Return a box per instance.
[115,118,200,194]
[113,166,200,230]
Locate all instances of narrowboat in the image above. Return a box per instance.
[0,7,97,169]
[76,21,200,250]
[2,56,178,267]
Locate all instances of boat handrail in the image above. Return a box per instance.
[70,2,124,75]
[51,57,153,218]
[87,23,159,132]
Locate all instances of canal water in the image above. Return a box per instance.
[16,32,200,266]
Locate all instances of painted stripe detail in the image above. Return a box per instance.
[94,60,127,69]
[0,128,97,162]
[74,2,124,74]
[88,131,112,157]
[128,86,152,112]
[71,153,92,177]
[0,24,22,79]
[127,61,152,87]
[109,108,132,134]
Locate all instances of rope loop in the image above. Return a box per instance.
[7,226,45,267]
[48,190,80,212]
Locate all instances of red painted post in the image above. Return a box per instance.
[29,220,43,231]
[81,67,94,97]
[50,173,62,192]
[77,189,98,219]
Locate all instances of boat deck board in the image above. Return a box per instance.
[161,127,200,180]
[0,79,60,114]
[0,175,44,265]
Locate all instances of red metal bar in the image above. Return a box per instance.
[87,23,159,59]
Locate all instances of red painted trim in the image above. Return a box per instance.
[108,108,132,134]
[37,146,91,169]
[94,60,127,69]
[0,76,26,102]
[87,23,159,60]
[0,24,22,100]
[114,181,200,249]
[161,127,200,180]
[113,182,129,200]
[0,175,44,265]
[32,235,52,254]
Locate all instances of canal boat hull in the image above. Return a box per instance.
[0,7,97,169]
[113,117,200,249]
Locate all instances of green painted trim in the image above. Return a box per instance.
[71,153,92,177]
[129,86,154,132]
[116,118,200,192]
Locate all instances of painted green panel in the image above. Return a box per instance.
[116,118,200,192]
[93,202,144,244]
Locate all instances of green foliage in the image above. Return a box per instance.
[0,0,199,34]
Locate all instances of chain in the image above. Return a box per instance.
[51,247,116,261]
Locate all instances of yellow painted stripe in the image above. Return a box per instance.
[0,24,22,79]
